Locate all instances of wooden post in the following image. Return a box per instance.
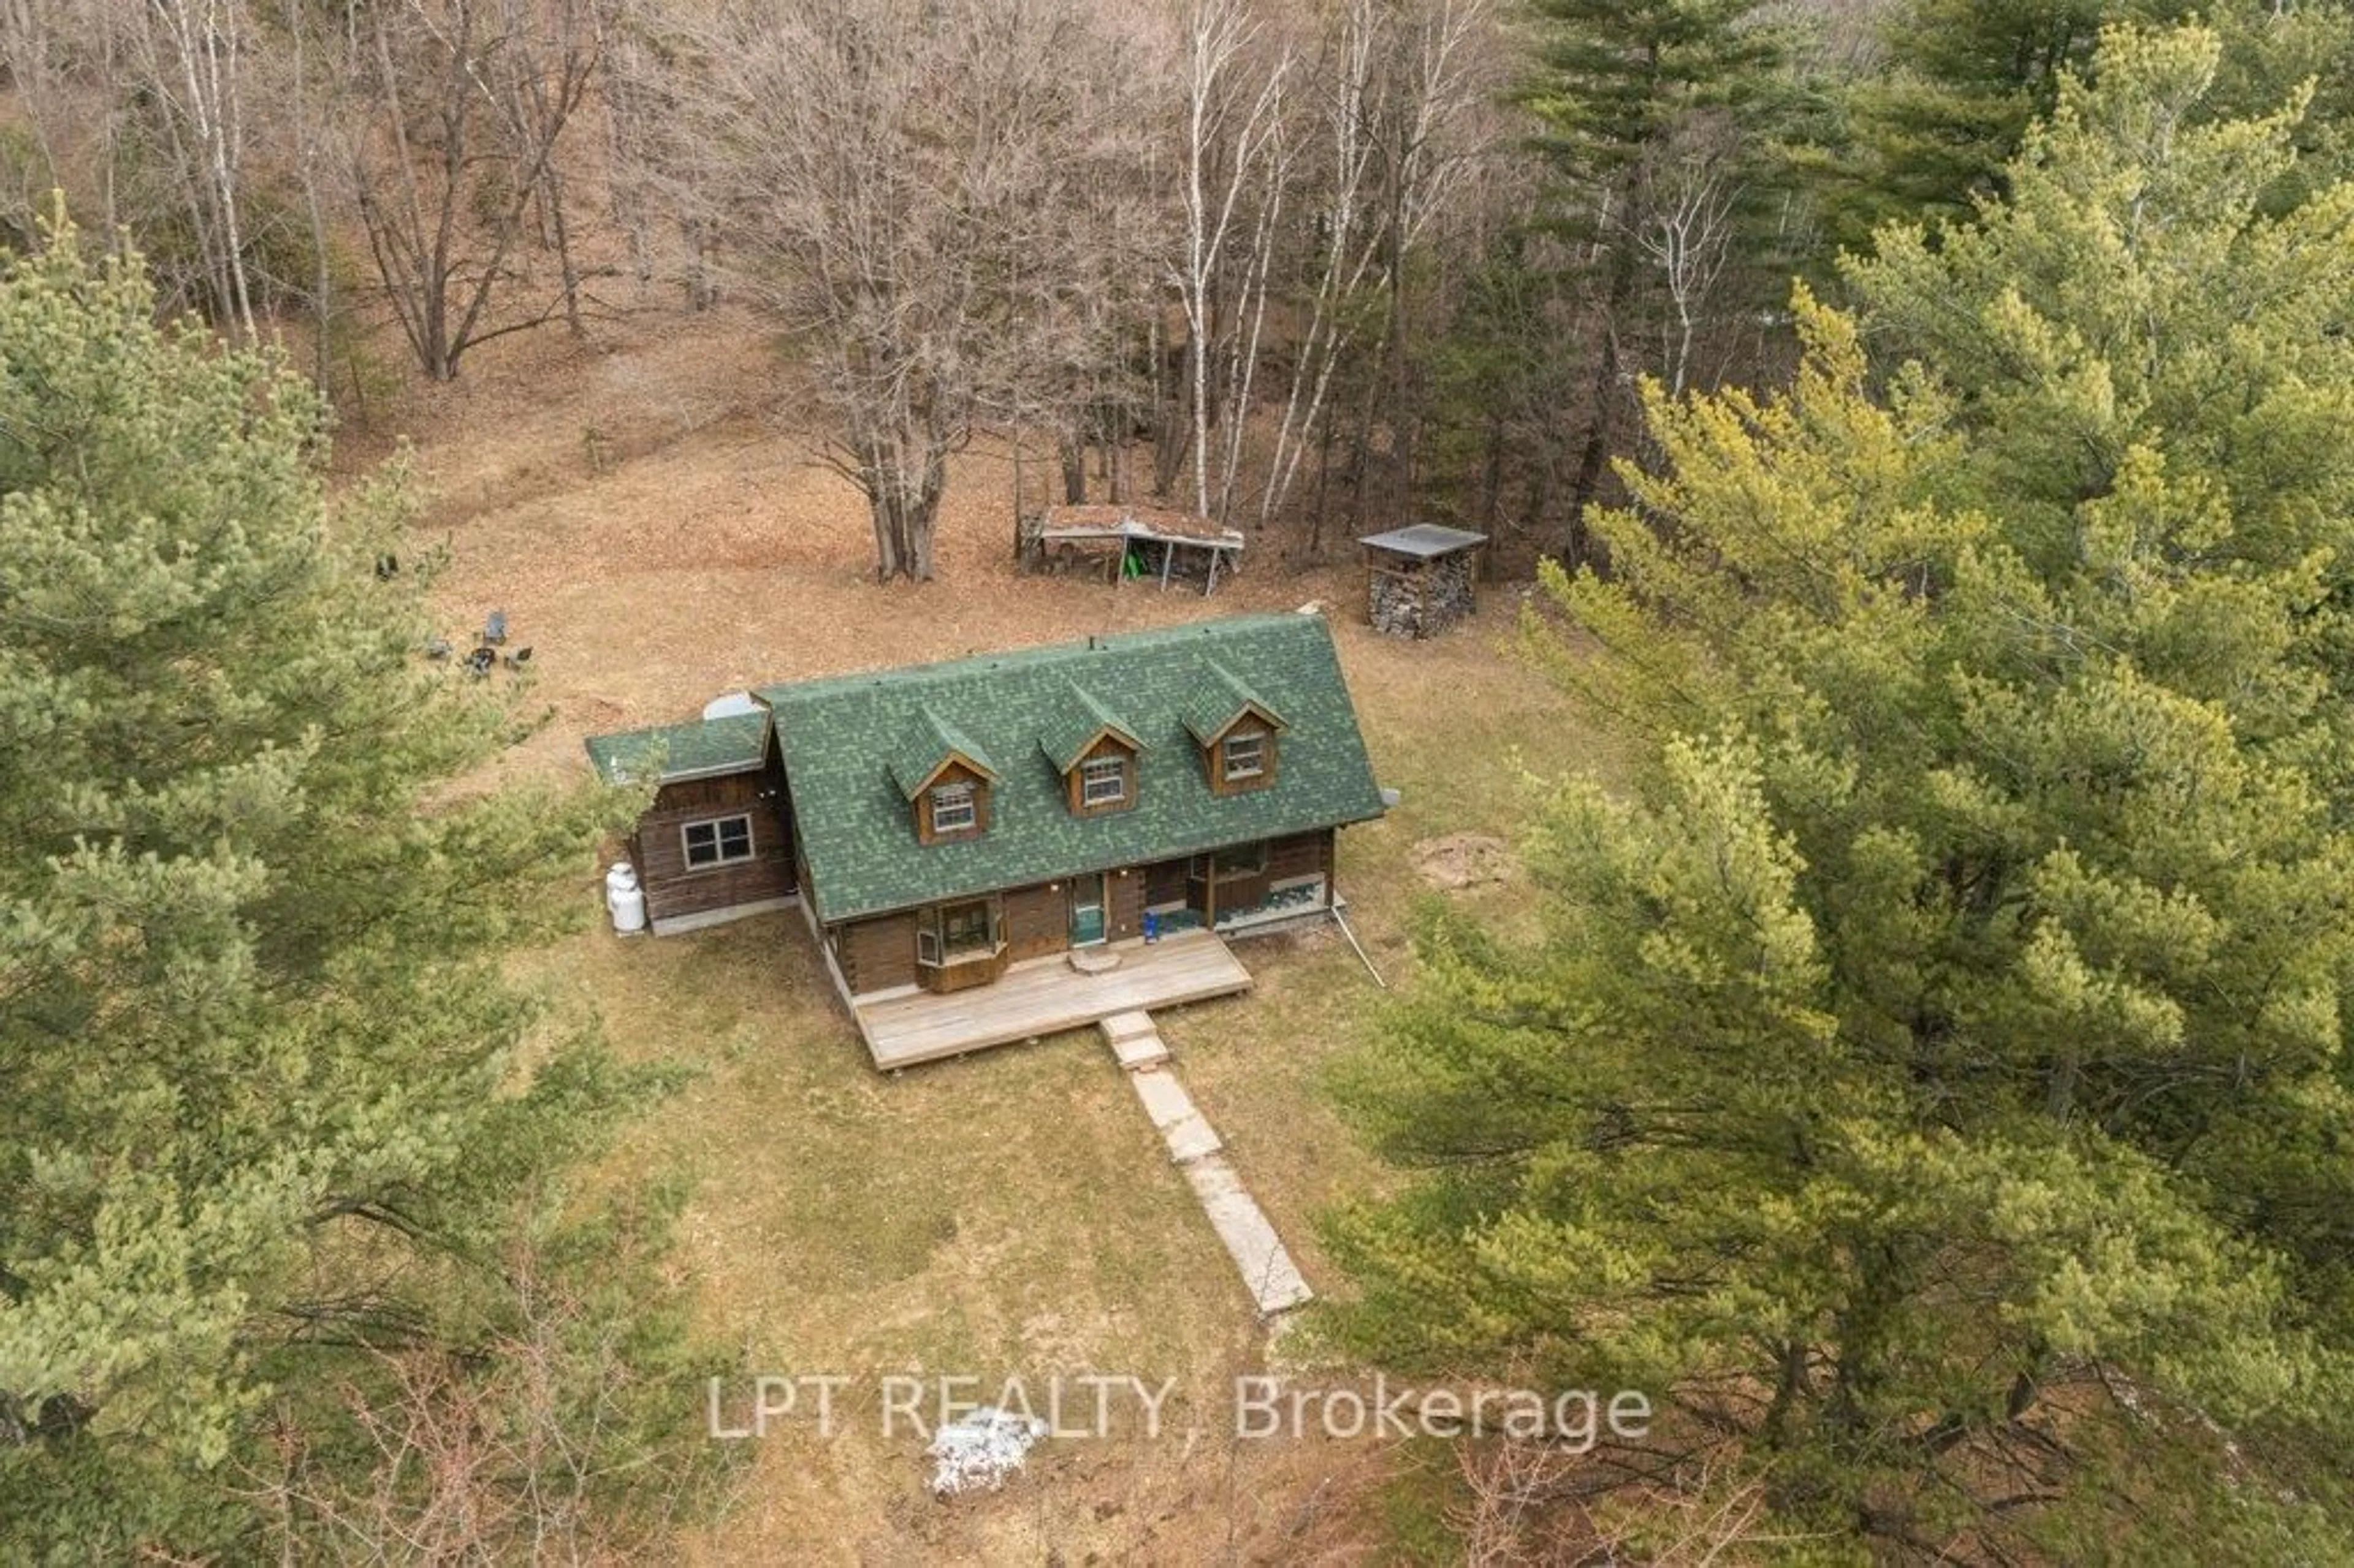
[1203,546,1222,597]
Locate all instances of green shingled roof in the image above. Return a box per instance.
[1182,658,1285,745]
[887,707,998,798]
[759,614,1385,924]
[584,710,769,785]
[1037,682,1146,774]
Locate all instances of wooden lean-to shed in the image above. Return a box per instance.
[1021,504,1246,594]
[1358,525,1487,639]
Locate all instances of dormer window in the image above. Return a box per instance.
[1080,754,1129,807]
[1222,728,1267,783]
[930,780,978,834]
[910,764,991,842]
[1203,717,1279,795]
[1043,685,1145,819]
[1062,736,1138,816]
[893,706,997,845]
[1184,659,1286,797]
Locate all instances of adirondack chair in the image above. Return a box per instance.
[479,609,508,646]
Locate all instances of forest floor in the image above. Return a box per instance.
[372,303,1614,1563]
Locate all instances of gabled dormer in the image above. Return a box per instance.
[891,707,997,844]
[1041,683,1146,817]
[1183,660,1287,796]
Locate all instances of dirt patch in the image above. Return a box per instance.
[365,300,1386,794]
[1413,832,1515,890]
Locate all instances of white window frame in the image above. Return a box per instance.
[681,813,755,870]
[1080,754,1129,807]
[931,781,978,834]
[1222,728,1267,782]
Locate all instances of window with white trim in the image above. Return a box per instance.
[682,813,755,869]
[931,781,977,834]
[1222,728,1267,782]
[1080,754,1129,807]
[919,898,998,963]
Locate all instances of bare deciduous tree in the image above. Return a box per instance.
[1260,0,1501,544]
[332,0,597,381]
[244,1236,729,1563]
[1632,115,1742,398]
[1164,0,1292,522]
[134,0,261,340]
[674,0,1146,581]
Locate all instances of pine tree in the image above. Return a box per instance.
[1326,26,2354,1555]
[0,218,676,1555]
[1805,0,2354,256]
[1513,0,1795,557]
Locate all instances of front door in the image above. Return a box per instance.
[1069,871,1107,946]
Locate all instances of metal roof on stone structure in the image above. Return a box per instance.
[1358,523,1488,558]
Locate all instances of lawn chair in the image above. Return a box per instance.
[479,609,508,646]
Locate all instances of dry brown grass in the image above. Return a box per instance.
[384,306,1616,1564]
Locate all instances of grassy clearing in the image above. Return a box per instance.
[406,311,1621,1559]
[508,620,1612,1562]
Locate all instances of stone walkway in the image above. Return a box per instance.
[1100,1010,1313,1317]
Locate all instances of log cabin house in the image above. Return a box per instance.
[585,614,1388,1062]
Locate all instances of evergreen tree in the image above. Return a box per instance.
[1806,0,2354,256]
[1326,26,2354,1556]
[1821,0,2120,249]
[0,219,685,1556]
[1513,0,1795,557]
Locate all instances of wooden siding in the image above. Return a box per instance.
[633,769,796,925]
[821,829,1331,999]
[1267,828,1331,883]
[1108,865,1145,940]
[923,946,1009,993]
[1004,882,1067,961]
[1064,734,1139,817]
[1144,858,1189,910]
[915,759,992,845]
[834,910,919,995]
[1203,721,1279,797]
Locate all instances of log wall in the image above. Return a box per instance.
[1004,883,1067,961]
[631,767,796,926]
[833,910,919,995]
[1108,866,1145,940]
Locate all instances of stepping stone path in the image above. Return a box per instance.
[1102,1011,1313,1317]
[1100,1010,1168,1068]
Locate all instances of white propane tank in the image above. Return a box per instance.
[606,862,647,935]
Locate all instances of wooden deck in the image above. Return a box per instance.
[853,929,1252,1070]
